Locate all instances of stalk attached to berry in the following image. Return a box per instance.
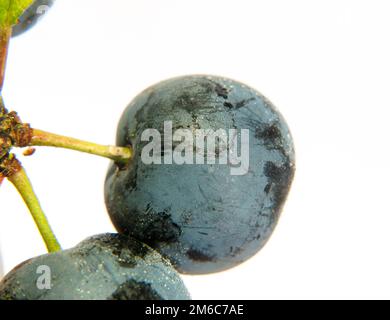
[28,129,132,165]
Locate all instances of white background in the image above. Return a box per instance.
[1,0,390,299]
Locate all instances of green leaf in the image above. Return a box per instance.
[0,0,34,28]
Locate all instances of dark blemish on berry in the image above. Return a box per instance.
[264,162,289,183]
[256,123,291,160]
[186,248,216,262]
[121,238,149,259]
[264,161,295,213]
[109,280,163,300]
[229,246,244,257]
[110,205,182,251]
[142,207,182,246]
[224,98,255,110]
[71,242,96,261]
[214,83,229,99]
[111,250,137,269]
[0,285,18,300]
[255,124,283,149]
[197,80,215,94]
[92,234,149,268]
[236,98,256,109]
[176,92,198,112]
[224,102,234,109]
[264,183,272,194]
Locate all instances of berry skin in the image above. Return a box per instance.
[105,75,295,274]
[12,0,55,37]
[0,234,191,300]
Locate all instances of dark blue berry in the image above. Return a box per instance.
[0,234,190,300]
[105,75,295,274]
[12,0,55,37]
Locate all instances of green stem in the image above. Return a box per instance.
[8,165,61,253]
[0,27,11,92]
[29,129,132,165]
